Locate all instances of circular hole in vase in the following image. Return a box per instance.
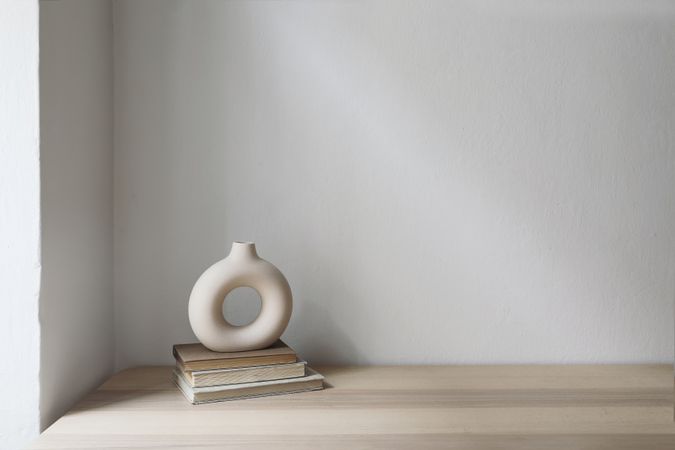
[222,287,262,327]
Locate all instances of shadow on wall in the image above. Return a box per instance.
[39,0,114,430]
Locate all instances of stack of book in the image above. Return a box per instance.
[172,340,324,404]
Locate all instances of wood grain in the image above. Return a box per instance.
[29,365,675,449]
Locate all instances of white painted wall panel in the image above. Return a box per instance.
[0,1,40,448]
[114,0,675,368]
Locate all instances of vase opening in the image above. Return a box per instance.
[230,241,258,259]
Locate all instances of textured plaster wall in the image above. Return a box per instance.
[39,0,114,430]
[0,1,41,448]
[114,0,675,368]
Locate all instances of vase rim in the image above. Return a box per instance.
[229,241,258,258]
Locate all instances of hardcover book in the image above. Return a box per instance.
[173,340,296,371]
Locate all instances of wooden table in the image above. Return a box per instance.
[30,365,675,449]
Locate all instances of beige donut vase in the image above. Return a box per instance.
[188,241,292,352]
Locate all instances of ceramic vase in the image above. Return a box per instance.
[188,241,292,352]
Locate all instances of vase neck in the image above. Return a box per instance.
[229,241,258,260]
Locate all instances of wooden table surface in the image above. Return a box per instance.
[30,365,675,449]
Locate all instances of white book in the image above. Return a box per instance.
[173,367,324,405]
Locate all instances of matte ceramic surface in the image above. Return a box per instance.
[188,242,292,352]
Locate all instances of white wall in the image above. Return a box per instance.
[40,0,114,430]
[114,0,675,368]
[0,1,41,448]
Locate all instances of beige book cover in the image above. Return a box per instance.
[173,367,324,404]
[179,360,307,388]
[172,340,296,371]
